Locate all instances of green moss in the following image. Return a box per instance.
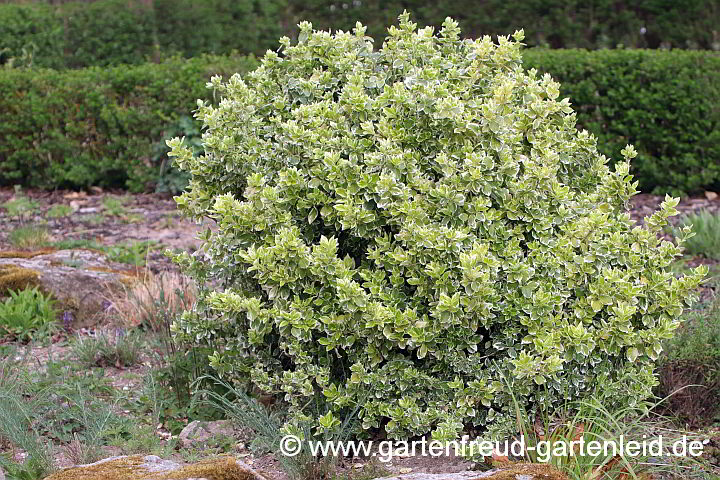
[0,265,41,296]
[484,463,569,480]
[44,455,266,480]
[0,248,56,259]
[43,457,566,480]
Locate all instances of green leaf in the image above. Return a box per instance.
[626,347,640,362]
[308,208,318,224]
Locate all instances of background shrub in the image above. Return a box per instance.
[0,54,258,190]
[1,2,718,194]
[60,0,158,68]
[169,16,706,440]
[0,0,284,68]
[1,48,717,193]
[297,0,720,51]
[152,0,285,62]
[524,49,720,195]
[1,0,718,70]
[152,115,201,195]
[0,2,64,68]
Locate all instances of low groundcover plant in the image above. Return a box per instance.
[168,13,707,441]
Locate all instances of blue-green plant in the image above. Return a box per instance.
[57,383,120,465]
[0,387,54,480]
[501,383,714,480]
[201,376,357,480]
[168,14,707,441]
[672,210,720,260]
[70,330,143,369]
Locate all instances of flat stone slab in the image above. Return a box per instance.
[178,420,235,448]
[373,464,568,480]
[0,249,138,323]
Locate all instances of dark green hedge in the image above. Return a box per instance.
[524,49,720,195]
[0,50,718,194]
[0,2,66,69]
[0,0,284,68]
[297,0,720,51]
[0,55,258,191]
[2,0,719,69]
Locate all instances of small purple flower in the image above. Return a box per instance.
[63,311,74,330]
[115,327,126,339]
[102,300,112,312]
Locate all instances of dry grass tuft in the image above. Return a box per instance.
[8,225,51,249]
[102,270,195,332]
[657,360,720,427]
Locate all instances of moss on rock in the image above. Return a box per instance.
[0,264,41,296]
[483,463,569,479]
[0,248,57,259]
[87,265,142,278]
[43,455,268,480]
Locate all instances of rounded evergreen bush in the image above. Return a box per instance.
[169,13,706,440]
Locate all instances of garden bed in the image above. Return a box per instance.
[1,188,719,480]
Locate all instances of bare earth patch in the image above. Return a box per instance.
[0,188,212,272]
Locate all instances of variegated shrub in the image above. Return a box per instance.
[168,13,706,440]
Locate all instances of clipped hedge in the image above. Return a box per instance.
[524,49,720,195]
[1,48,717,194]
[0,0,283,69]
[299,0,720,51]
[0,2,64,68]
[0,55,258,190]
[0,0,152,68]
[2,0,719,69]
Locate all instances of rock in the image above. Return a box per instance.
[706,191,719,201]
[0,249,138,324]
[69,200,86,212]
[178,420,236,448]
[63,192,87,200]
[374,464,568,480]
[0,466,5,480]
[377,473,481,480]
[42,454,268,480]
